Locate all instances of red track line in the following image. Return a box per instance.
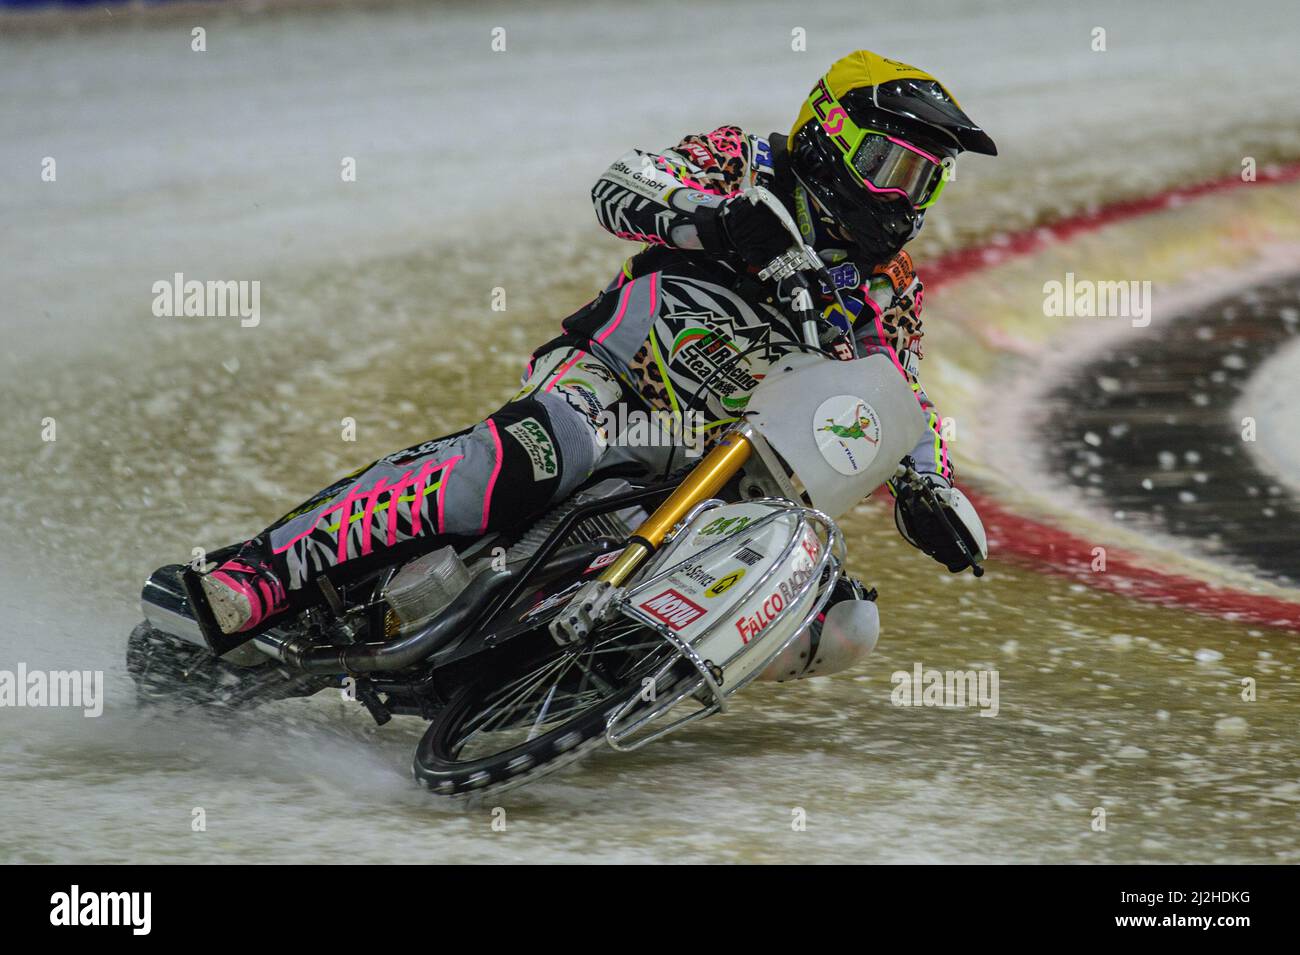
[926,163,1300,292]
[924,162,1300,632]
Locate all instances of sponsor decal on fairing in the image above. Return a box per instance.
[704,568,745,597]
[638,588,707,631]
[733,539,819,644]
[814,395,883,476]
[674,561,718,591]
[695,513,754,539]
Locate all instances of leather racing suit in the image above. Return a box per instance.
[205,126,951,630]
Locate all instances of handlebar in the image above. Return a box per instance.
[739,184,851,352]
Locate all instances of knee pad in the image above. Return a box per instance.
[532,389,604,496]
[757,597,880,682]
[467,395,602,534]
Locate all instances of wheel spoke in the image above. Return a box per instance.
[526,683,560,741]
[507,652,581,731]
[474,654,573,733]
[457,669,556,745]
[445,618,671,762]
[464,648,582,742]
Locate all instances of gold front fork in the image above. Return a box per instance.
[597,427,753,587]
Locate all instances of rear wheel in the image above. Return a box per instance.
[413,616,680,797]
[126,622,326,711]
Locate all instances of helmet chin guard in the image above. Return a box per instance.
[791,154,919,264]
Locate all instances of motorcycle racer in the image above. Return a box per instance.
[198,50,996,638]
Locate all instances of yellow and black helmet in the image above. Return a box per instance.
[789,51,996,261]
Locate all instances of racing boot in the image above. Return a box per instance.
[198,541,290,636]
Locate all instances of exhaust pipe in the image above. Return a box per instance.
[255,539,614,674]
[255,566,514,674]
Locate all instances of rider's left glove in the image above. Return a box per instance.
[894,473,988,573]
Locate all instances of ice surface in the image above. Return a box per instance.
[2,0,1300,863]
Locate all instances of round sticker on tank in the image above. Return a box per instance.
[813,395,883,476]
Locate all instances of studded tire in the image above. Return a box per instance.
[412,617,680,798]
[412,678,639,799]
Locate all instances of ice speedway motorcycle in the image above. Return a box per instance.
[128,187,987,798]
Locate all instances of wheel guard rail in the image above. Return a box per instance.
[604,499,845,751]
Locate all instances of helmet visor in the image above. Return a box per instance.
[849,132,946,208]
[806,78,950,210]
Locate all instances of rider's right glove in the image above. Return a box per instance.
[893,473,988,573]
[699,194,792,267]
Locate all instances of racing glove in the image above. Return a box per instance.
[894,472,988,573]
[698,194,793,267]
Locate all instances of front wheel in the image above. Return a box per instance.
[413,616,679,797]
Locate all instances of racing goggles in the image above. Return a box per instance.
[809,80,950,210]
